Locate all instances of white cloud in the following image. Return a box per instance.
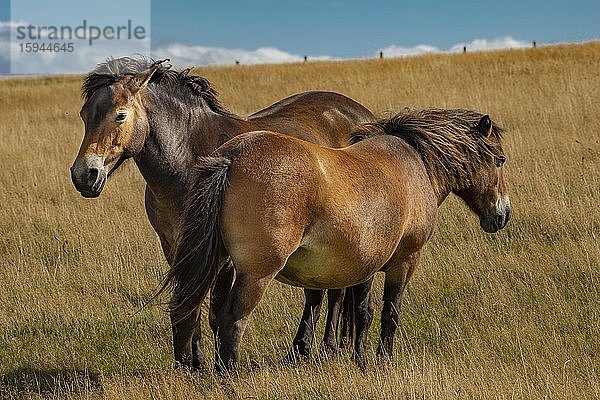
[377,44,441,57]
[153,36,531,69]
[448,36,531,52]
[378,36,531,58]
[152,42,332,66]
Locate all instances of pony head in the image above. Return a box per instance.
[455,115,511,233]
[70,58,162,197]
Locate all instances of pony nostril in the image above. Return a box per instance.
[87,168,99,185]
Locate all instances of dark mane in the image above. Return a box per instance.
[351,108,504,190]
[82,56,235,117]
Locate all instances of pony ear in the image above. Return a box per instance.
[126,65,158,94]
[476,115,493,137]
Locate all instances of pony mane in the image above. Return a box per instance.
[351,108,504,190]
[82,56,235,117]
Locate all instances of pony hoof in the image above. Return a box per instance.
[376,353,393,365]
[339,338,352,350]
[280,349,309,366]
[174,361,194,371]
[352,355,368,373]
[318,343,339,359]
[356,360,367,373]
[174,359,204,373]
[215,358,239,376]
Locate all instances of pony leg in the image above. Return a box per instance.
[160,235,205,371]
[352,278,375,371]
[282,289,325,363]
[209,259,234,335]
[377,251,420,359]
[208,259,234,371]
[214,271,276,373]
[339,289,355,349]
[321,288,345,355]
[170,303,201,369]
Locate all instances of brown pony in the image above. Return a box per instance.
[161,108,511,372]
[70,56,375,369]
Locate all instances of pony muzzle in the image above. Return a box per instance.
[480,195,511,233]
[70,155,108,198]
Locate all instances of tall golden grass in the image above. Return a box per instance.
[0,42,599,399]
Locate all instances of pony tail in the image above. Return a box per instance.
[157,156,231,321]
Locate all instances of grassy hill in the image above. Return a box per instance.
[0,42,599,399]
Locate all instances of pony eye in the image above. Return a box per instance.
[496,155,507,167]
[115,111,128,122]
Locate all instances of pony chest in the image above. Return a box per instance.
[144,189,181,246]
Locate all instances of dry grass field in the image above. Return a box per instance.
[0,42,599,399]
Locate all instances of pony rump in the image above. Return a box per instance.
[156,156,231,321]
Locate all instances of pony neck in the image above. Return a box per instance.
[418,159,461,207]
[134,93,246,203]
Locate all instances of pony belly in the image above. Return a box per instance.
[274,246,374,289]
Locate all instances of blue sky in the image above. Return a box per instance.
[1,0,599,74]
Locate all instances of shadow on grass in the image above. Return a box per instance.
[0,367,101,397]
